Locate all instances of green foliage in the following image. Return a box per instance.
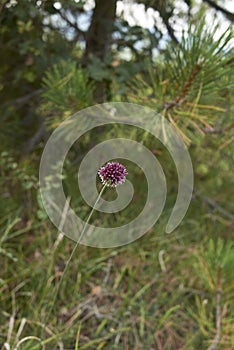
[42,60,94,124]
[0,151,37,190]
[127,19,234,144]
[165,20,233,102]
[1,1,234,349]
[194,238,234,290]
[0,151,38,218]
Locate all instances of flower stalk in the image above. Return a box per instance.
[42,161,127,338]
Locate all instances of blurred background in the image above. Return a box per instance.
[0,1,234,349]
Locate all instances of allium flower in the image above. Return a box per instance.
[98,162,128,187]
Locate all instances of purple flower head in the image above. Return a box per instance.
[98,162,128,187]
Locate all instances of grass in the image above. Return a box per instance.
[0,190,233,349]
[1,7,233,349]
[1,82,233,349]
[0,117,233,349]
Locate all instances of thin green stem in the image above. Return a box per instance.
[41,184,107,338]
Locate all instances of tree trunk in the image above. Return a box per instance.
[84,0,117,102]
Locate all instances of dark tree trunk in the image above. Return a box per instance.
[84,0,117,102]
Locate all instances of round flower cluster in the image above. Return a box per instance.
[98,162,128,187]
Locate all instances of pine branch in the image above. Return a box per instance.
[194,191,234,221]
[160,14,179,45]
[164,63,201,110]
[24,117,47,155]
[3,89,42,110]
[203,0,234,22]
[144,1,179,44]
[0,0,10,13]
[12,89,42,105]
[202,123,234,134]
[57,8,86,38]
